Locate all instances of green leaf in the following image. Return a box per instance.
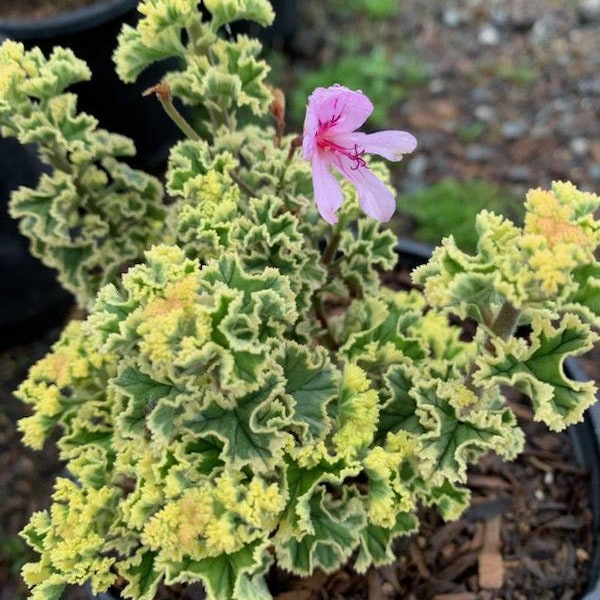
[562,263,600,327]
[354,512,418,573]
[120,550,162,600]
[184,374,289,471]
[476,314,599,431]
[281,457,360,537]
[277,342,338,441]
[113,366,179,437]
[164,540,267,600]
[204,0,275,29]
[429,479,471,521]
[277,487,366,576]
[377,364,425,444]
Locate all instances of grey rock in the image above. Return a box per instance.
[507,166,532,182]
[428,78,446,94]
[570,138,589,156]
[407,154,428,179]
[588,164,600,180]
[442,8,463,28]
[474,105,496,122]
[471,87,494,103]
[578,79,600,95]
[466,144,496,162]
[479,24,501,45]
[579,0,600,22]
[501,119,528,139]
[529,15,559,43]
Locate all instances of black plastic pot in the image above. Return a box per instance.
[0,137,72,351]
[82,241,600,600]
[0,0,184,348]
[0,0,181,172]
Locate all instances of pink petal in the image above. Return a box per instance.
[308,85,373,135]
[334,156,396,222]
[312,153,344,224]
[330,130,417,162]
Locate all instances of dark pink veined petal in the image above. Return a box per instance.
[329,130,417,162]
[308,85,373,135]
[333,155,397,222]
[312,152,344,224]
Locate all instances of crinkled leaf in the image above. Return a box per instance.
[477,313,599,431]
[276,342,338,441]
[184,374,289,471]
[164,540,267,600]
[277,487,365,576]
[354,512,418,573]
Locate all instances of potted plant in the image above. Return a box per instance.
[1,1,598,599]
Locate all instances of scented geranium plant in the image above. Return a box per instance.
[0,1,599,599]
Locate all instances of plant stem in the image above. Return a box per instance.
[144,81,200,142]
[322,217,346,266]
[490,301,520,341]
[463,301,521,393]
[312,295,338,350]
[229,170,256,198]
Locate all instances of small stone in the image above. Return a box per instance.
[471,87,493,103]
[570,137,589,156]
[442,8,463,28]
[479,24,500,45]
[502,119,528,139]
[588,164,600,180]
[474,105,496,122]
[579,0,600,22]
[428,78,445,94]
[466,144,495,162]
[508,0,540,30]
[578,79,600,95]
[408,154,428,179]
[491,7,510,27]
[530,15,559,43]
[507,166,531,182]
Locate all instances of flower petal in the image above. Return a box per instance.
[334,157,396,222]
[330,130,417,162]
[307,85,373,135]
[312,153,344,224]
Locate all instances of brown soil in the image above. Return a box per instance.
[0,0,107,21]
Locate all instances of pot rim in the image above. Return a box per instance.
[0,0,138,40]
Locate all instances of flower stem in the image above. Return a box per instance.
[144,81,200,142]
[490,301,520,341]
[322,217,346,266]
[463,301,521,392]
[312,295,338,350]
[229,171,256,198]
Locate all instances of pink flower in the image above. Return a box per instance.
[302,85,417,224]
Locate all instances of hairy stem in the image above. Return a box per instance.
[312,295,338,351]
[490,301,521,341]
[322,217,346,266]
[464,301,521,392]
[229,170,256,198]
[145,81,200,142]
